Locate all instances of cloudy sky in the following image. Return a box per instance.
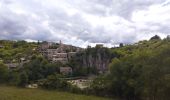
[0,0,170,47]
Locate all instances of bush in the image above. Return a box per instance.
[17,71,28,87]
[39,74,71,91]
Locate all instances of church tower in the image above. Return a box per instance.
[59,40,63,47]
[60,40,63,46]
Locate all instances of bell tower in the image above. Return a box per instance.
[59,40,62,46]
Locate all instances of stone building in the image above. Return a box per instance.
[0,45,4,48]
[39,41,82,64]
[5,59,30,69]
[5,63,19,69]
[96,44,104,48]
[52,53,68,63]
[39,41,53,50]
[60,67,72,75]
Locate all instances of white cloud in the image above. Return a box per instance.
[0,0,170,48]
[132,3,170,23]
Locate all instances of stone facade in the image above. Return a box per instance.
[5,63,19,69]
[60,67,72,75]
[52,53,68,63]
[39,41,83,64]
[0,44,4,48]
[96,44,104,48]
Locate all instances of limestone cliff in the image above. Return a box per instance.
[68,47,115,75]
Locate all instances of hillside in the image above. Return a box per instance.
[0,86,112,100]
[112,35,170,57]
[0,40,38,63]
[90,36,170,100]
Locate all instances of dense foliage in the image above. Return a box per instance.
[20,56,61,82]
[0,62,8,83]
[39,74,73,91]
[0,55,62,87]
[90,36,170,100]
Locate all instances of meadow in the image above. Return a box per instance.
[0,86,111,100]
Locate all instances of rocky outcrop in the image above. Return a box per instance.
[69,47,112,74]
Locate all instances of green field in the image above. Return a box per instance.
[0,86,111,100]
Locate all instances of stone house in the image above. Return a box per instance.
[5,63,19,69]
[39,41,81,64]
[60,67,72,75]
[0,45,4,48]
[96,44,104,48]
[52,53,68,63]
[5,59,30,69]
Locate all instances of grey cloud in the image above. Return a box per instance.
[109,0,166,18]
[0,0,170,47]
[67,0,166,18]
[0,10,27,39]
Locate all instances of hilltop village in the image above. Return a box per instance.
[38,41,83,64]
[0,40,84,75]
[1,40,112,75]
[38,41,84,75]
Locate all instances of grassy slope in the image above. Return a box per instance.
[0,86,111,100]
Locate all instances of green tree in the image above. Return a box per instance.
[0,62,8,83]
[18,71,28,87]
[150,35,161,40]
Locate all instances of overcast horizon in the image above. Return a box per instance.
[0,0,170,48]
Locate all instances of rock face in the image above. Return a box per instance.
[84,48,111,73]
[69,47,112,74]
